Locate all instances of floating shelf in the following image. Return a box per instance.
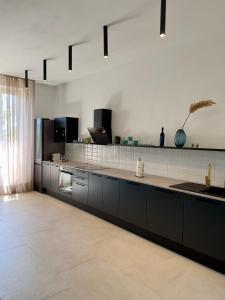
[72,142,225,152]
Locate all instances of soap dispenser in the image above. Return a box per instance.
[136,158,144,178]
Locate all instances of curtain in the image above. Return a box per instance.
[0,75,34,195]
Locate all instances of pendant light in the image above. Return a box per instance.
[160,0,166,38]
[25,70,29,88]
[43,59,47,81]
[68,45,73,72]
[103,25,108,58]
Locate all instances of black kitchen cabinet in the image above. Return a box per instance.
[183,195,225,262]
[42,162,51,188]
[88,173,103,210]
[54,117,78,143]
[50,164,59,192]
[102,176,119,217]
[147,187,184,243]
[119,180,147,228]
[34,164,42,191]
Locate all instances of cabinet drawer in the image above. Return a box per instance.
[73,169,89,184]
[72,181,88,205]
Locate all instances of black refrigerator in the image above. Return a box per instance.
[34,118,65,191]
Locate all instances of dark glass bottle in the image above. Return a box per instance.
[160,127,165,147]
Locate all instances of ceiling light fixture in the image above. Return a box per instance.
[25,70,29,88]
[103,25,108,58]
[43,59,47,81]
[68,45,73,72]
[160,0,166,38]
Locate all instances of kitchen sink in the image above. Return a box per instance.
[170,182,225,199]
[201,186,225,198]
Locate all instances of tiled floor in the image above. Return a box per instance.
[0,192,225,300]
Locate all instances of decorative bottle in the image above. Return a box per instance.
[160,127,165,147]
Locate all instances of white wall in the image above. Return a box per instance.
[34,83,56,119]
[54,40,225,148]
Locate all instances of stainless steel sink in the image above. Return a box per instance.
[170,182,225,199]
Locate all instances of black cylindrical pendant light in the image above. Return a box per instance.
[68,45,73,72]
[160,0,166,38]
[25,70,29,88]
[43,59,47,81]
[103,25,108,58]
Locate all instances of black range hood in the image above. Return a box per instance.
[88,109,112,144]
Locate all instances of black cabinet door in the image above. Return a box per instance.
[183,195,225,262]
[119,180,147,228]
[72,181,88,205]
[42,162,51,188]
[147,187,184,243]
[102,176,119,217]
[54,117,78,143]
[34,164,42,191]
[50,164,59,191]
[88,173,103,210]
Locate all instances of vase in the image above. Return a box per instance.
[174,129,186,147]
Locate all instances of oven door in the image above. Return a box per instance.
[59,170,73,194]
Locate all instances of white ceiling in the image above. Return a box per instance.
[0,0,225,85]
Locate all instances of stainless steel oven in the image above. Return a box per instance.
[59,166,73,195]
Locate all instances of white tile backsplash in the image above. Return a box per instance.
[65,144,225,187]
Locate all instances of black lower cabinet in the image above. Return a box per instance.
[42,162,51,188]
[102,176,119,217]
[147,187,184,244]
[183,195,225,262]
[72,181,88,205]
[50,164,59,192]
[88,173,103,210]
[34,164,42,191]
[119,180,147,229]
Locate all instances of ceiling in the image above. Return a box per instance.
[0,0,225,85]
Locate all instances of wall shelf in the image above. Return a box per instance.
[72,142,225,152]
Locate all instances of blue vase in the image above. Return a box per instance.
[174,129,186,147]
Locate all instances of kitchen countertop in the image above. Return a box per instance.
[43,160,225,203]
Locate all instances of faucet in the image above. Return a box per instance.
[205,163,213,187]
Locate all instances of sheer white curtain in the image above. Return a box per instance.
[0,75,34,195]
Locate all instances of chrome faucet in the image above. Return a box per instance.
[205,163,213,187]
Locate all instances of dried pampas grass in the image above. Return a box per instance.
[181,100,216,129]
[189,100,216,114]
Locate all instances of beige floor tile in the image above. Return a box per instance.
[58,258,162,300]
[121,253,193,292]
[158,269,225,300]
[0,246,69,300]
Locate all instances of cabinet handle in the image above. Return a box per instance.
[75,170,87,174]
[73,181,86,187]
[75,176,86,180]
[91,173,102,178]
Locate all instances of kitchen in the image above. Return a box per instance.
[1,1,225,300]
